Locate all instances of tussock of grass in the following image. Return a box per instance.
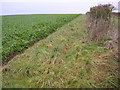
[2,15,118,88]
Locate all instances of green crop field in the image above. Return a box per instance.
[2,14,80,62]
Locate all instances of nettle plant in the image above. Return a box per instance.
[89,4,115,20]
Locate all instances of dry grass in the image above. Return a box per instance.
[86,4,118,51]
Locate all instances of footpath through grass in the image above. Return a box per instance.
[2,15,118,88]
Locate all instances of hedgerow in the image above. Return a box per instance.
[86,4,116,41]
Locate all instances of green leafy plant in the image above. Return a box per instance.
[2,14,80,62]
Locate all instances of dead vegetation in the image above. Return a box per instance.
[85,5,119,88]
[86,4,118,51]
